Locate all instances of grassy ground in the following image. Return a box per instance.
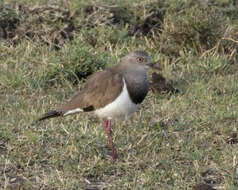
[1,0,238,189]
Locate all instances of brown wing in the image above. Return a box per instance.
[60,69,123,114]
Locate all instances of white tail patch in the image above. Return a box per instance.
[63,108,83,116]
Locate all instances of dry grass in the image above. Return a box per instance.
[1,0,238,189]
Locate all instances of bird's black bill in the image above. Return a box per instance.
[147,62,161,70]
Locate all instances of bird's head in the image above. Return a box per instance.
[121,51,155,70]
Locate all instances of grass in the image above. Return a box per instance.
[1,0,238,189]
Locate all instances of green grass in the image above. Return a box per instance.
[1,0,238,189]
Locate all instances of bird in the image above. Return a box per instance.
[37,51,154,160]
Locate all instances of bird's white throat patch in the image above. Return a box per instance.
[95,78,139,119]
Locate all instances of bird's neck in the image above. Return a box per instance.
[116,64,149,104]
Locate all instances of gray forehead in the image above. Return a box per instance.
[127,51,149,58]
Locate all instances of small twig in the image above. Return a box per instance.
[200,41,220,58]
[221,37,238,44]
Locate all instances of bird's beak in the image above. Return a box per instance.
[146,62,160,70]
[147,62,155,68]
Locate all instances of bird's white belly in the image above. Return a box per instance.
[95,79,139,119]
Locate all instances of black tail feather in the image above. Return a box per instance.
[37,110,62,122]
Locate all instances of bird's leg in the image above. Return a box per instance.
[103,119,118,160]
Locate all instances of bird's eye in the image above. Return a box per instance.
[136,57,144,63]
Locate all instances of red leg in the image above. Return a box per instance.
[103,119,118,160]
